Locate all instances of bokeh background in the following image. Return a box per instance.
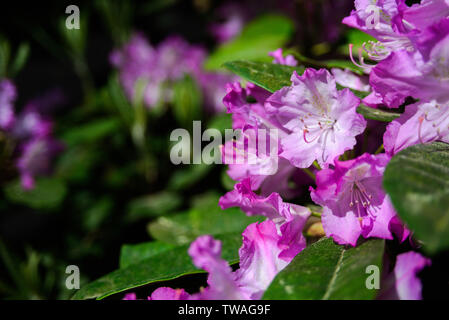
[1,0,446,300]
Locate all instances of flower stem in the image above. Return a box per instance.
[375,144,384,154]
[311,211,322,218]
[302,168,316,180]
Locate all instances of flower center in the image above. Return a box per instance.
[301,113,336,162]
[349,181,376,220]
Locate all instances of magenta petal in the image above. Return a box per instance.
[394,252,431,300]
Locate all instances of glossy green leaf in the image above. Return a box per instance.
[356,104,400,122]
[263,237,385,300]
[205,14,294,70]
[119,241,176,269]
[148,192,262,245]
[223,60,303,93]
[71,232,243,300]
[3,178,67,210]
[383,142,449,254]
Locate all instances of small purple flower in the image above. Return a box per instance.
[209,2,247,43]
[310,153,409,246]
[12,108,53,141]
[0,79,17,131]
[16,136,64,190]
[122,293,137,300]
[149,287,190,300]
[267,69,366,168]
[269,48,298,67]
[123,287,189,300]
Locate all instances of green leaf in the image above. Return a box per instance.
[126,191,182,221]
[148,192,262,245]
[167,164,212,191]
[82,197,113,231]
[172,74,202,127]
[263,237,385,300]
[321,59,363,75]
[205,14,294,70]
[119,241,176,269]
[55,146,99,182]
[71,232,243,300]
[207,113,232,135]
[9,42,30,77]
[383,142,449,254]
[3,178,67,210]
[61,118,121,146]
[223,60,303,93]
[356,104,400,122]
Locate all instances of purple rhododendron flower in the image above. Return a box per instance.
[16,136,64,190]
[209,2,247,43]
[12,107,53,141]
[269,48,298,66]
[0,79,17,131]
[111,32,235,113]
[310,153,409,246]
[343,0,414,61]
[111,34,206,108]
[398,0,449,31]
[188,219,303,300]
[384,100,449,156]
[370,18,449,108]
[221,81,303,198]
[110,33,161,107]
[379,251,431,300]
[219,178,311,258]
[198,72,237,113]
[155,36,206,81]
[267,69,366,168]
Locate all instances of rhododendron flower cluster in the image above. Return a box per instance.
[0,79,64,189]
[121,0,445,301]
[110,33,235,113]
